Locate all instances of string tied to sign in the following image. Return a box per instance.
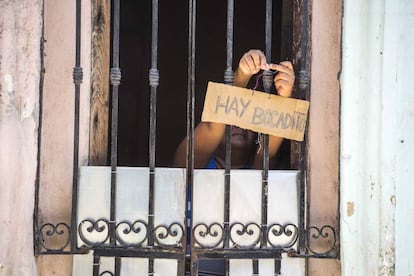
[252,69,277,153]
[252,69,278,91]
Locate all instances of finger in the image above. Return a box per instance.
[240,53,256,74]
[279,61,293,70]
[269,63,293,75]
[275,83,292,98]
[275,79,292,97]
[274,72,294,83]
[250,51,263,71]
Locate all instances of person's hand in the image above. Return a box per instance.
[269,61,295,98]
[237,50,270,77]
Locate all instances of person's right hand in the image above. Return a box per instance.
[237,49,271,77]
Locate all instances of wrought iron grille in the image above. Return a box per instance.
[34,0,338,275]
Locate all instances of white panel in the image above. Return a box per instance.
[229,170,262,248]
[77,166,111,246]
[193,169,225,248]
[73,252,93,276]
[268,171,299,250]
[154,259,178,276]
[121,258,148,275]
[75,167,302,274]
[229,259,252,276]
[194,170,301,275]
[116,167,149,245]
[154,168,186,246]
[268,172,304,275]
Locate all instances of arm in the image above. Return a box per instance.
[173,50,295,169]
[173,50,263,168]
[173,122,226,168]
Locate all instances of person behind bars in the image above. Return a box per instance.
[173,49,295,169]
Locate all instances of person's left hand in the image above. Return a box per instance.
[269,61,295,98]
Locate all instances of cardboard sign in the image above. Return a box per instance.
[201,82,309,141]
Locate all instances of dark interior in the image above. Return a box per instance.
[117,0,290,168]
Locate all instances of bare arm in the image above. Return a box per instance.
[173,50,262,168]
[173,50,295,169]
[173,122,226,168]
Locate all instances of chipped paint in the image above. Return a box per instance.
[390,195,396,206]
[347,201,354,216]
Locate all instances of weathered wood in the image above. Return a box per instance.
[89,0,111,165]
[291,0,312,169]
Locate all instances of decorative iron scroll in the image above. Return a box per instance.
[193,222,298,250]
[153,222,185,248]
[193,222,336,257]
[99,271,114,276]
[115,220,148,246]
[77,219,185,249]
[287,225,338,258]
[267,223,299,249]
[306,225,337,256]
[37,222,71,252]
[36,220,336,257]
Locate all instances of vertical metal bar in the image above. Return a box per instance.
[34,0,46,254]
[148,1,159,275]
[298,0,310,256]
[114,257,121,276]
[224,0,234,84]
[109,0,121,247]
[274,258,281,275]
[177,259,185,275]
[260,0,272,252]
[70,0,83,252]
[187,0,196,274]
[93,254,101,276]
[223,0,234,275]
[252,259,259,275]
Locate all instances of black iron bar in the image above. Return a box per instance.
[148,0,159,275]
[223,0,234,275]
[109,0,121,248]
[258,0,273,273]
[252,259,259,274]
[298,0,310,256]
[187,0,196,275]
[93,254,101,276]
[194,249,283,259]
[260,0,273,248]
[274,259,281,275]
[70,0,83,252]
[114,257,121,276]
[34,0,46,254]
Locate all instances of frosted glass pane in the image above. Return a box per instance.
[154,168,186,247]
[77,166,111,246]
[121,258,148,275]
[154,259,178,276]
[193,170,225,248]
[75,167,302,275]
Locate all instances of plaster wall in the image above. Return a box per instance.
[0,0,42,275]
[308,0,342,274]
[341,0,414,274]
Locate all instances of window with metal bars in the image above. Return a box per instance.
[34,0,339,275]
